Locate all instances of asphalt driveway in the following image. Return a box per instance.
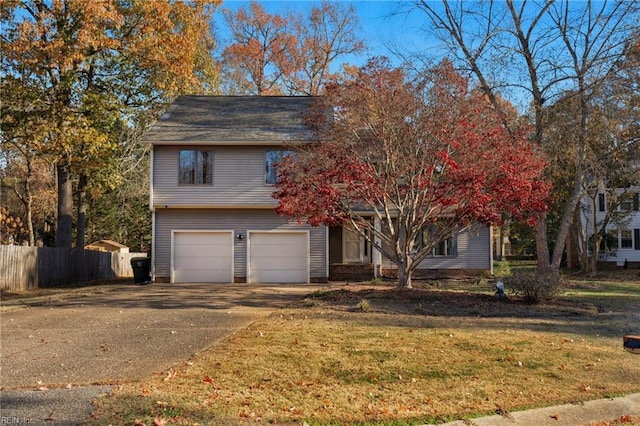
[0,282,328,424]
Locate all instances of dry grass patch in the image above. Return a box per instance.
[91,278,640,425]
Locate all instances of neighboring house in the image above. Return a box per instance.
[144,95,493,284]
[580,187,640,267]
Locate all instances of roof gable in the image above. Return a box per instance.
[144,96,315,145]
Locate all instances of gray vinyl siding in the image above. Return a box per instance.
[154,209,327,280]
[381,224,491,270]
[152,145,281,207]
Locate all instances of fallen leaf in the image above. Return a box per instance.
[550,413,560,420]
[203,376,213,384]
[153,418,165,426]
[164,370,176,381]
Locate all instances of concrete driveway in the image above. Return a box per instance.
[0,282,327,424]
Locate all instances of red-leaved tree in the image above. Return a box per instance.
[274,58,550,288]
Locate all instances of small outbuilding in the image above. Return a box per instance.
[85,240,130,253]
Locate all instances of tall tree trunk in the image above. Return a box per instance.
[11,153,35,246]
[75,173,87,249]
[535,215,551,270]
[550,185,583,269]
[56,161,73,248]
[397,261,413,289]
[396,219,413,289]
[24,158,35,246]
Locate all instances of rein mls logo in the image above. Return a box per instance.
[0,418,34,424]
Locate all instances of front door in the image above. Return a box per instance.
[343,226,368,263]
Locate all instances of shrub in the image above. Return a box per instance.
[503,269,564,303]
[494,259,512,278]
[354,299,371,312]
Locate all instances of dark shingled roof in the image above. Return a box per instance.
[143,95,315,144]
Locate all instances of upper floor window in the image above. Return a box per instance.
[265,150,294,185]
[598,193,605,212]
[620,193,639,212]
[179,150,212,185]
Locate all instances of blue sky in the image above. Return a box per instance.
[215,1,434,68]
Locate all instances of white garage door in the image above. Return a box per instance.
[172,231,233,283]
[249,232,308,283]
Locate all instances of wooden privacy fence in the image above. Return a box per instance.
[0,245,147,292]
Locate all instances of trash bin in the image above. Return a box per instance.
[131,257,151,284]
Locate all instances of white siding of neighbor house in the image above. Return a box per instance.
[153,209,327,280]
[380,224,491,270]
[581,189,640,264]
[152,145,282,208]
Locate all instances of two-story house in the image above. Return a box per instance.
[580,187,640,267]
[144,96,493,284]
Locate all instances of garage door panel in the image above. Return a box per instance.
[176,233,224,245]
[174,268,230,283]
[249,232,308,283]
[252,244,304,257]
[175,246,226,259]
[174,256,231,270]
[253,269,306,283]
[173,232,233,283]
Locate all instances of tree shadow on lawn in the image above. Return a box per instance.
[296,284,639,339]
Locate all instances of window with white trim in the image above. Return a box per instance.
[620,229,633,249]
[265,150,294,185]
[598,193,605,212]
[620,193,640,211]
[179,150,212,185]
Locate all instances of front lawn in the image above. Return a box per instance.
[90,274,640,425]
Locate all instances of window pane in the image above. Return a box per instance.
[265,151,281,184]
[265,150,294,184]
[198,151,212,184]
[179,150,212,185]
[449,236,457,256]
[179,150,195,184]
[621,230,633,248]
[432,233,456,256]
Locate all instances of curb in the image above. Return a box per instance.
[440,393,640,426]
